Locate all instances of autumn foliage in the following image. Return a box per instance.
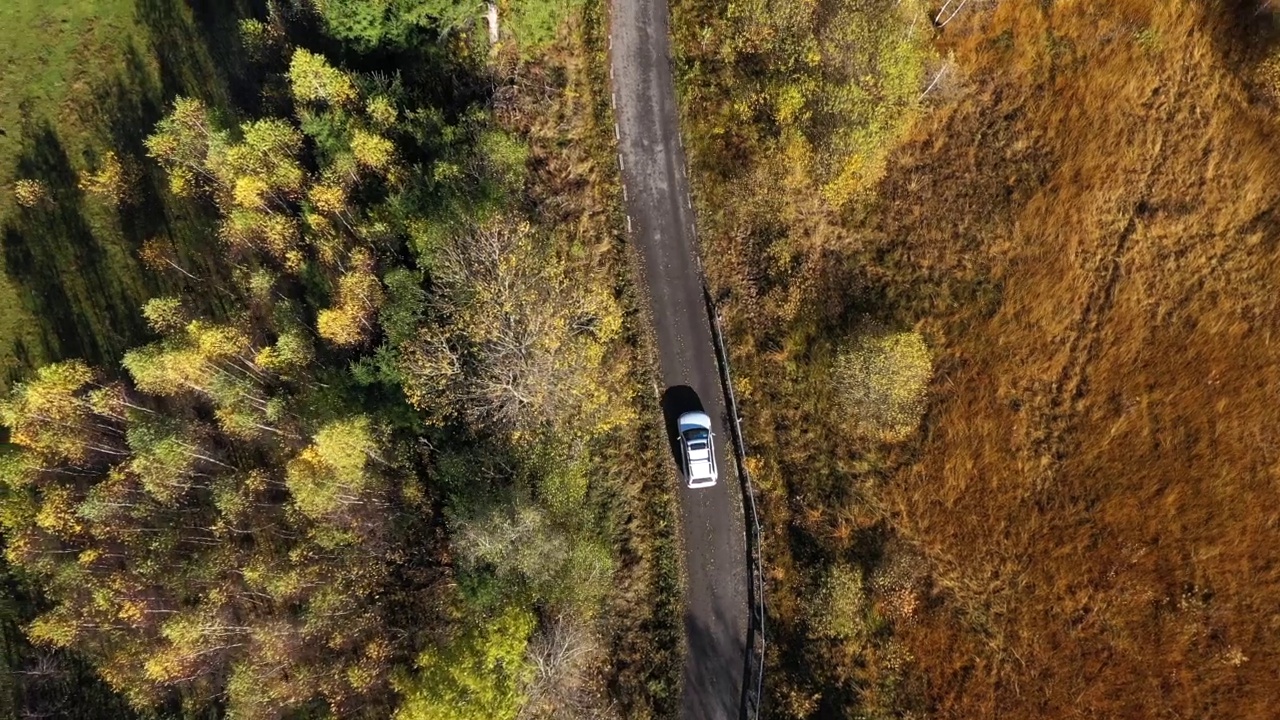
[675,0,1280,717]
[0,2,665,718]
[0,358,401,714]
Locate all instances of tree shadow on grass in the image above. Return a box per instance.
[85,42,170,252]
[3,121,149,369]
[0,0,268,386]
[87,41,233,313]
[1,44,237,381]
[133,0,268,113]
[1213,0,1280,64]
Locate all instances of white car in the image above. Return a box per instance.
[677,411,718,488]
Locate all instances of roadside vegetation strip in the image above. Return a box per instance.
[668,0,941,716]
[591,1,693,712]
[607,0,750,715]
[577,0,686,712]
[678,95,765,718]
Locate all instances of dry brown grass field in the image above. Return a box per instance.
[676,0,1280,716]
[881,2,1280,716]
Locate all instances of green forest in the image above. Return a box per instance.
[0,0,679,718]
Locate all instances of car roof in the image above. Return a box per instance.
[688,457,715,479]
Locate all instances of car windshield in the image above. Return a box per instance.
[683,428,709,443]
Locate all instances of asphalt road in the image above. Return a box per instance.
[608,1,751,718]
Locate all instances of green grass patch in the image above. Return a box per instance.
[0,0,257,392]
[506,0,584,53]
[0,1,259,714]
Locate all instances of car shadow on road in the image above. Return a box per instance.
[660,385,704,474]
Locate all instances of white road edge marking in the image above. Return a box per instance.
[617,153,624,171]
[627,215,633,233]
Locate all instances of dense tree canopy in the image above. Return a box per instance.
[0,1,645,717]
[0,355,403,715]
[393,605,535,720]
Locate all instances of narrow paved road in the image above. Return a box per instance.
[608,1,751,718]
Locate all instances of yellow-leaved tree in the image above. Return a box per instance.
[317,248,385,347]
[288,48,358,108]
[286,415,386,527]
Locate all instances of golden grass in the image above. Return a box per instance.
[678,0,1280,716]
[834,328,932,441]
[875,1,1280,716]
